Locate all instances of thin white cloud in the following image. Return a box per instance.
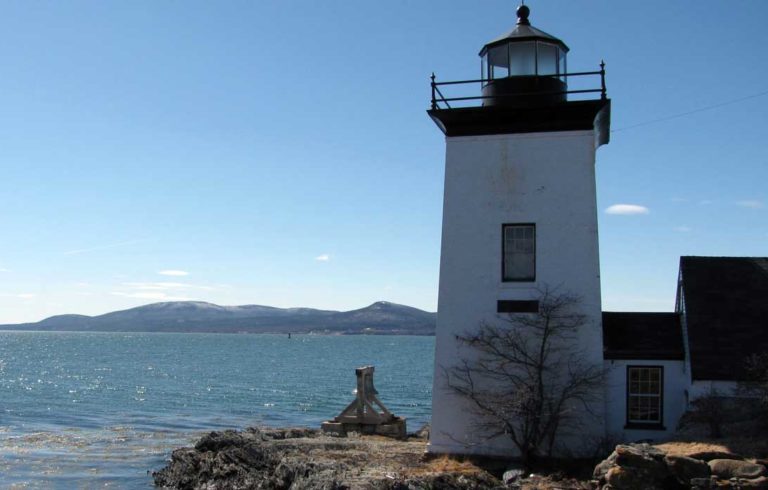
[111,292,191,301]
[0,268,8,272]
[158,270,189,277]
[605,204,650,215]
[0,293,36,299]
[698,200,713,206]
[674,226,692,233]
[63,238,150,256]
[737,200,764,209]
[122,282,213,291]
[670,197,688,203]
[315,254,331,262]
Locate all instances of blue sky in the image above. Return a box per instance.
[1,1,766,323]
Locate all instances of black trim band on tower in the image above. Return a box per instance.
[428,99,610,144]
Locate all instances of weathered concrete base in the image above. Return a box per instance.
[321,417,407,439]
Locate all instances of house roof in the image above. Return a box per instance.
[602,312,684,360]
[680,256,768,381]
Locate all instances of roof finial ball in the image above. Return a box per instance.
[517,4,531,26]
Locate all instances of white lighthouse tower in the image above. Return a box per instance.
[428,5,611,456]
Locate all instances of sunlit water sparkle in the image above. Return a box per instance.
[0,332,434,488]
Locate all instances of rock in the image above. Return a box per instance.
[594,450,619,480]
[690,476,716,489]
[688,451,744,462]
[664,455,711,485]
[605,466,663,490]
[412,423,430,440]
[194,429,255,451]
[613,445,669,480]
[593,444,677,490]
[737,476,768,489]
[502,467,524,485]
[154,426,502,489]
[614,444,665,466]
[262,427,319,440]
[709,459,767,480]
[392,472,499,489]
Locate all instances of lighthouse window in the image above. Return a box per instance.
[537,42,558,75]
[502,224,535,282]
[488,45,509,78]
[509,42,536,76]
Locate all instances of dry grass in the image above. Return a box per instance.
[659,418,768,460]
[405,454,485,477]
[657,438,768,461]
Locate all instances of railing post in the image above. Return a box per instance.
[600,60,607,100]
[431,73,437,110]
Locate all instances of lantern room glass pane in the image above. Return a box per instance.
[488,45,509,78]
[558,49,567,75]
[537,42,558,75]
[509,41,535,76]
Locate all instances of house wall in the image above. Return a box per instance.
[605,359,688,442]
[429,130,605,457]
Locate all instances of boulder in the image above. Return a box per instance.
[664,455,711,485]
[614,444,667,471]
[502,467,524,485]
[687,451,744,462]
[594,450,618,480]
[593,444,676,490]
[708,459,767,480]
[605,466,665,490]
[614,445,669,480]
[737,476,768,489]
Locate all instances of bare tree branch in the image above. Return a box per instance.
[442,286,605,468]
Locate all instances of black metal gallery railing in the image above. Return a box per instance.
[430,61,606,110]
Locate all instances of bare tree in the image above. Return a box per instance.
[443,288,604,468]
[678,388,726,438]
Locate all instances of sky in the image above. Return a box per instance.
[0,1,766,323]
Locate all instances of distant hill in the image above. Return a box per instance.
[0,301,436,335]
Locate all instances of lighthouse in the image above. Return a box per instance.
[428,5,610,456]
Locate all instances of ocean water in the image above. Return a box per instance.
[0,332,435,488]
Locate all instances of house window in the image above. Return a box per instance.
[502,224,535,282]
[626,366,664,428]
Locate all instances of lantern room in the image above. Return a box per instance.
[479,5,569,106]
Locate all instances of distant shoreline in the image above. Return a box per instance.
[0,328,435,336]
[0,300,437,336]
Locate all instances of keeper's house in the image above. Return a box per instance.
[603,256,768,441]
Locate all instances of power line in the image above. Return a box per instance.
[612,88,768,133]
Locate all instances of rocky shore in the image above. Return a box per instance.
[152,426,501,489]
[593,443,768,489]
[154,427,768,489]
